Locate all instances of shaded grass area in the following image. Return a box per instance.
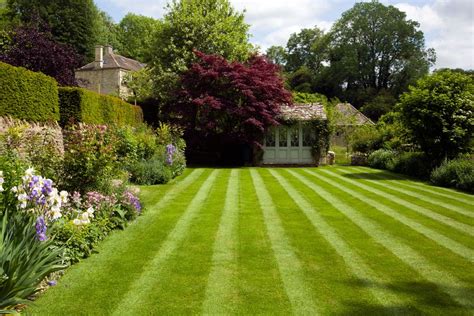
[29,167,474,315]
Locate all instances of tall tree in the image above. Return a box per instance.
[397,70,474,162]
[7,0,97,60]
[265,45,287,67]
[327,1,435,107]
[285,26,325,73]
[0,23,81,86]
[149,0,253,103]
[165,51,291,155]
[95,10,122,53]
[118,13,161,63]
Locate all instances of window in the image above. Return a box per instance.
[302,126,313,147]
[265,129,276,147]
[290,127,299,147]
[279,127,288,147]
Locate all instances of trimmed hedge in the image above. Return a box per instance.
[0,62,59,121]
[59,87,143,127]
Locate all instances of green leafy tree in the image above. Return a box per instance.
[7,0,98,60]
[123,68,154,104]
[265,45,287,67]
[94,10,122,53]
[149,0,252,103]
[286,26,325,73]
[327,1,435,107]
[397,70,474,162]
[118,13,161,63]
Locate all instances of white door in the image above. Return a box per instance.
[263,123,314,164]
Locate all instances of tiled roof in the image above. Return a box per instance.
[335,103,374,125]
[77,53,145,72]
[278,103,327,121]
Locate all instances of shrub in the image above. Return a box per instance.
[58,87,143,127]
[0,62,59,121]
[128,157,173,185]
[61,124,118,194]
[390,152,431,178]
[0,117,64,182]
[368,149,396,169]
[349,125,383,154]
[431,158,474,192]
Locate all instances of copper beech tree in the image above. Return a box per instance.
[165,51,291,157]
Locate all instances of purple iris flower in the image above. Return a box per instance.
[35,216,47,241]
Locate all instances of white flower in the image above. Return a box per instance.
[20,202,27,209]
[18,193,28,202]
[80,212,89,221]
[73,218,81,226]
[11,186,18,193]
[86,207,95,217]
[25,167,35,177]
[59,191,68,203]
[0,186,4,193]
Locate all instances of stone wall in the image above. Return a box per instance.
[76,68,123,98]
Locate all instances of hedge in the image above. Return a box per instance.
[0,62,59,121]
[59,87,143,127]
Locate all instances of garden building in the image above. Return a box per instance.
[332,103,374,146]
[262,103,328,165]
[75,45,145,100]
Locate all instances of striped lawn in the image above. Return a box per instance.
[30,167,474,315]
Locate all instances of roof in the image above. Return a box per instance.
[278,103,327,121]
[334,103,374,125]
[77,53,145,72]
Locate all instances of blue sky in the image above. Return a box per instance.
[96,0,474,69]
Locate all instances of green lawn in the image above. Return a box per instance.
[29,167,474,315]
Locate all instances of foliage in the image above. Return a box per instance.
[285,26,326,73]
[123,68,154,104]
[308,119,330,165]
[292,92,329,105]
[360,90,397,122]
[367,149,396,169]
[0,117,64,182]
[390,151,430,178]
[118,13,161,62]
[397,70,474,162]
[128,157,173,185]
[61,124,118,194]
[58,87,143,127]
[349,125,383,153]
[166,51,292,155]
[265,45,287,67]
[7,0,98,60]
[0,62,59,121]
[94,10,122,53]
[326,1,435,107]
[430,157,474,193]
[149,0,253,103]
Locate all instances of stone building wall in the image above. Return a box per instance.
[76,68,122,97]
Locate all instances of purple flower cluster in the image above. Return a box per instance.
[166,144,176,165]
[35,216,47,241]
[123,190,142,214]
[85,191,117,209]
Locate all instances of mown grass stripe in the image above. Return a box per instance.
[250,169,319,315]
[147,168,206,214]
[314,169,474,263]
[268,169,404,307]
[287,169,474,310]
[327,168,474,236]
[202,170,240,314]
[112,170,220,315]
[340,168,474,219]
[350,167,474,205]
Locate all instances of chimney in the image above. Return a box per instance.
[104,45,114,56]
[95,45,104,69]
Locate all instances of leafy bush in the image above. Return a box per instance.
[390,152,430,179]
[128,157,173,185]
[368,149,396,169]
[61,124,118,194]
[0,117,64,182]
[431,158,474,192]
[58,87,143,127]
[349,125,383,154]
[0,62,59,121]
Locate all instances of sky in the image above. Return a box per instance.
[96,0,474,69]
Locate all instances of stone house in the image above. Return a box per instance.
[332,103,374,147]
[75,45,145,99]
[262,103,327,165]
